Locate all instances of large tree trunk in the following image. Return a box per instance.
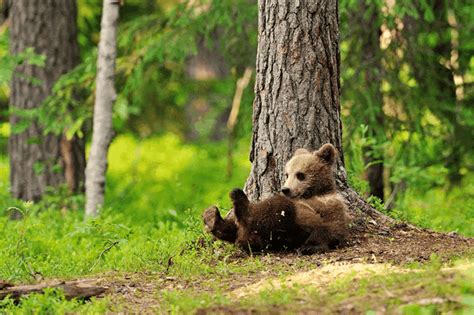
[9,0,85,202]
[85,0,120,216]
[244,0,391,225]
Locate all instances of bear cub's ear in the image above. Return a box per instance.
[294,148,310,156]
[314,143,337,165]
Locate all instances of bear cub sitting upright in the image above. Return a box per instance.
[203,143,349,254]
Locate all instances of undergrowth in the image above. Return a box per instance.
[0,133,473,313]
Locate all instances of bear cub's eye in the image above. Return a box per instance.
[296,172,305,181]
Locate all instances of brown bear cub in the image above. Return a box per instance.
[203,143,349,254]
[204,190,309,251]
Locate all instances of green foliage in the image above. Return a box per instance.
[38,0,257,138]
[396,174,474,236]
[0,289,109,314]
[344,122,473,235]
[0,31,46,86]
[341,0,474,198]
[104,133,250,222]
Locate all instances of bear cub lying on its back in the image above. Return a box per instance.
[203,143,350,254]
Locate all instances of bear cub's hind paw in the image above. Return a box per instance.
[203,206,222,232]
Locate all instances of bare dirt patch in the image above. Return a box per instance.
[230,262,473,299]
[230,263,401,299]
[199,262,473,314]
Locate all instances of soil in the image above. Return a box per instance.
[203,263,471,314]
[4,224,473,313]
[96,224,473,313]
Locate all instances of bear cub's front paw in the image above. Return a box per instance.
[230,188,248,204]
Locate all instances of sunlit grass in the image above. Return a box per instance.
[0,133,254,283]
[105,133,250,224]
[397,176,474,236]
[0,132,472,312]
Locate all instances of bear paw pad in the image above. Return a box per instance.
[203,206,221,232]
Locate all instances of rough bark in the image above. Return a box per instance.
[9,0,85,202]
[85,0,120,216]
[244,0,392,225]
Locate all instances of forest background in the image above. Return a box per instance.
[0,0,473,313]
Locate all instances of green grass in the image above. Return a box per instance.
[0,290,110,315]
[0,132,473,313]
[1,133,258,281]
[104,134,250,224]
[159,256,474,314]
[396,179,474,236]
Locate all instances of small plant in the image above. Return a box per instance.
[69,215,132,271]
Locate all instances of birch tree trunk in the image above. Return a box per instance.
[9,0,85,202]
[85,0,120,216]
[244,0,391,224]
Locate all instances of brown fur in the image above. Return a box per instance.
[282,143,337,198]
[203,191,309,251]
[203,143,349,254]
[232,189,310,251]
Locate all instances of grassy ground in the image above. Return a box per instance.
[160,257,474,314]
[0,133,473,314]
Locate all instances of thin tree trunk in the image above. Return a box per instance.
[85,0,120,216]
[0,0,8,24]
[361,3,384,201]
[184,35,229,141]
[244,0,391,225]
[61,135,86,193]
[227,68,252,178]
[9,0,84,202]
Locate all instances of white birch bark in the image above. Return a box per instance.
[85,0,120,216]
